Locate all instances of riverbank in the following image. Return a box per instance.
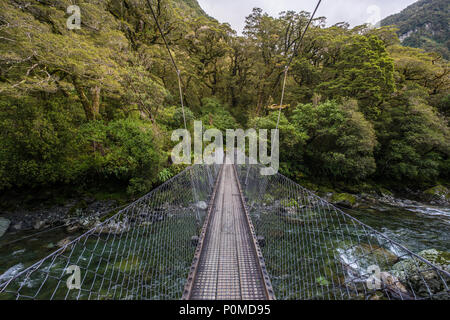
[0,182,448,299]
[0,181,449,239]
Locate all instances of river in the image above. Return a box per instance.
[0,199,449,297]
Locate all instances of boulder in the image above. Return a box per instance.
[66,224,80,233]
[330,193,357,208]
[337,243,399,272]
[33,220,46,230]
[57,237,72,248]
[423,185,450,205]
[94,218,130,235]
[379,272,413,300]
[0,217,10,238]
[195,201,208,211]
[12,222,23,231]
[391,249,450,299]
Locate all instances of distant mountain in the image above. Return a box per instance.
[173,0,209,18]
[381,0,449,59]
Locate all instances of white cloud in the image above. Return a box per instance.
[197,0,418,34]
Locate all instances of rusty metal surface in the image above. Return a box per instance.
[183,165,274,300]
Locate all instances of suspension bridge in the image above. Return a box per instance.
[0,0,448,301]
[0,155,449,300]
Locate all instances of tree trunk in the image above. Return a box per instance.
[72,76,100,121]
[90,85,101,120]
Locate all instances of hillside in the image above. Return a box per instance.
[0,1,448,202]
[173,0,209,18]
[381,0,449,59]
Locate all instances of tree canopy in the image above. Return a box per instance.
[0,0,449,196]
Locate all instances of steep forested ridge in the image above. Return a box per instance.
[172,0,208,17]
[381,0,449,59]
[0,0,448,202]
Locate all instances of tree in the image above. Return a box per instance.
[376,93,450,183]
[317,35,395,120]
[290,100,377,181]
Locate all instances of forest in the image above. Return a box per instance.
[0,0,449,203]
[381,0,449,60]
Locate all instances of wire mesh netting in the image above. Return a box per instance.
[235,161,450,300]
[1,158,449,301]
[0,164,220,300]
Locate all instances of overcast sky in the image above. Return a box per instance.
[197,0,418,34]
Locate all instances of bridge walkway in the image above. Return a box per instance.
[184,164,273,300]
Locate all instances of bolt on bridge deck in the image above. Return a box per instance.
[183,164,275,300]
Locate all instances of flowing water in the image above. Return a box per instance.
[346,203,450,253]
[0,199,448,299]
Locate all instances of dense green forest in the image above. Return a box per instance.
[381,0,449,60]
[0,0,449,202]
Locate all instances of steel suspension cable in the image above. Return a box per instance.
[276,0,322,130]
[146,0,202,224]
[146,0,188,130]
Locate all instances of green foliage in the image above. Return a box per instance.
[290,100,377,181]
[158,168,173,182]
[250,111,306,177]
[0,97,161,195]
[330,193,357,206]
[318,35,395,120]
[156,105,195,130]
[0,0,448,197]
[381,0,449,59]
[199,98,238,131]
[78,118,162,195]
[375,96,450,183]
[0,96,83,189]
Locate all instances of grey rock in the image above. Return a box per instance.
[33,220,46,230]
[391,249,450,298]
[12,222,23,231]
[191,236,199,247]
[257,236,266,248]
[0,217,11,238]
[57,237,72,248]
[195,201,208,211]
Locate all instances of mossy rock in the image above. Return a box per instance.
[317,186,335,194]
[315,276,330,286]
[419,249,450,266]
[68,200,88,216]
[330,193,357,208]
[391,249,450,298]
[321,261,346,285]
[378,188,393,196]
[336,243,399,271]
[424,185,450,200]
[355,244,399,266]
[280,198,298,207]
[0,217,10,238]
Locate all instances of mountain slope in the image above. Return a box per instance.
[173,0,209,18]
[381,0,449,59]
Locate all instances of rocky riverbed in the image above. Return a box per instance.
[0,187,448,299]
[0,198,119,235]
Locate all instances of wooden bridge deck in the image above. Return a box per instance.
[183,164,273,300]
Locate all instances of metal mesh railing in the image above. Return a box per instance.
[1,158,448,300]
[235,161,450,300]
[0,164,220,300]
